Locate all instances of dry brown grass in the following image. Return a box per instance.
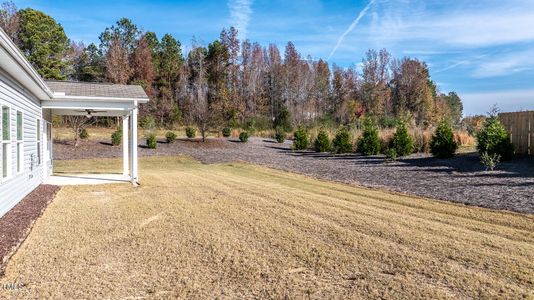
[1,156,533,299]
[454,130,476,147]
[53,127,219,142]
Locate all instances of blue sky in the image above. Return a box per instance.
[13,0,534,115]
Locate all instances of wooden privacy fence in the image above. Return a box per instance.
[499,111,534,156]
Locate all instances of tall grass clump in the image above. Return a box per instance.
[430,120,458,158]
[357,117,381,155]
[412,127,432,153]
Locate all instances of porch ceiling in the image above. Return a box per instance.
[48,108,129,117]
[41,98,137,116]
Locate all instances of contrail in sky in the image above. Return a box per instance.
[228,0,253,40]
[327,0,376,61]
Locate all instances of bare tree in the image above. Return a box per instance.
[187,44,211,142]
[64,115,94,147]
[0,1,19,42]
[105,36,131,84]
[361,49,391,117]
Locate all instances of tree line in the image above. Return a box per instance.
[1,1,463,133]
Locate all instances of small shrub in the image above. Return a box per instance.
[293,127,309,150]
[185,127,196,139]
[357,118,381,155]
[146,134,157,149]
[477,116,514,160]
[391,120,413,157]
[480,152,500,171]
[384,148,398,162]
[222,127,231,137]
[314,130,331,152]
[333,127,353,154]
[430,121,458,158]
[275,127,285,143]
[79,128,89,140]
[166,131,177,143]
[239,131,249,142]
[111,130,122,146]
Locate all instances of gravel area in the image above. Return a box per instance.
[54,137,534,214]
[0,185,60,276]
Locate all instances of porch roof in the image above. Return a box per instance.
[45,80,149,101]
[41,81,149,117]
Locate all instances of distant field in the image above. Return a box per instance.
[1,156,532,299]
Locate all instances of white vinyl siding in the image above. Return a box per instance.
[0,72,46,218]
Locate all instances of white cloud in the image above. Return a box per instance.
[365,1,534,48]
[461,89,534,115]
[327,0,376,60]
[228,0,253,40]
[471,50,534,78]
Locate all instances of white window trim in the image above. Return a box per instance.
[1,105,12,180]
[16,111,23,174]
[36,118,41,166]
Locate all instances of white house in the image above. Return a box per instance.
[0,29,149,218]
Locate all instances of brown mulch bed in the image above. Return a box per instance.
[0,185,61,276]
[54,137,534,214]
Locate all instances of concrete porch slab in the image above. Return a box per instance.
[44,173,130,186]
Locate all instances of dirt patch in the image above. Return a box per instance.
[54,137,534,214]
[0,185,60,276]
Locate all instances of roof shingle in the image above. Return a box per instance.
[45,81,149,100]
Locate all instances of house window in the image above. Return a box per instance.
[16,111,23,173]
[36,119,41,165]
[2,106,11,178]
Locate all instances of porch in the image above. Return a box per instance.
[42,81,149,184]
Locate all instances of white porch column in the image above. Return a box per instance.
[122,115,129,177]
[131,103,139,183]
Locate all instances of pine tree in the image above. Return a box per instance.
[17,8,70,79]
